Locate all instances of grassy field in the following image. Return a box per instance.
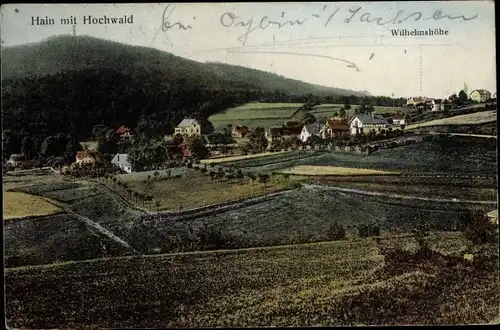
[132,186,494,253]
[221,139,497,175]
[112,169,302,211]
[5,232,498,328]
[209,103,409,130]
[116,168,187,183]
[201,151,288,164]
[311,179,498,201]
[4,213,134,267]
[3,190,62,219]
[406,110,497,129]
[281,165,399,176]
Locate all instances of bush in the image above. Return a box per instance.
[463,213,497,245]
[196,224,240,250]
[358,224,380,238]
[327,221,346,240]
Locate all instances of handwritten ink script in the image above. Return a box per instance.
[218,5,478,45]
[157,4,478,45]
[161,4,192,34]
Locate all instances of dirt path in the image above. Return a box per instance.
[40,195,139,255]
[302,183,498,205]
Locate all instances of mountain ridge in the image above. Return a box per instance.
[1,35,369,97]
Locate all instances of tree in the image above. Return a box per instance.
[235,170,244,185]
[327,221,346,240]
[245,129,268,154]
[3,130,21,160]
[458,90,468,105]
[339,107,347,118]
[185,135,209,160]
[40,134,68,158]
[283,173,290,186]
[259,173,270,190]
[301,112,316,125]
[462,211,497,245]
[128,135,168,171]
[21,136,37,159]
[64,136,81,162]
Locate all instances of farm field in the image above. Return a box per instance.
[3,190,62,219]
[281,165,399,176]
[134,187,494,252]
[112,169,302,211]
[5,232,498,328]
[223,140,497,175]
[209,103,409,130]
[406,110,497,129]
[116,167,188,183]
[4,213,134,267]
[201,151,288,164]
[313,181,498,201]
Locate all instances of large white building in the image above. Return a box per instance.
[349,114,389,135]
[470,89,491,103]
[111,153,132,173]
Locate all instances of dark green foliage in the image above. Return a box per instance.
[327,221,346,241]
[358,224,381,238]
[185,135,209,160]
[462,211,497,245]
[127,135,168,171]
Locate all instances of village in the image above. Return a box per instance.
[4,89,495,175]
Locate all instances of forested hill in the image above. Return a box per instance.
[1,35,367,159]
[2,35,368,96]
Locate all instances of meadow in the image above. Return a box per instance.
[4,213,134,267]
[127,186,493,255]
[237,137,498,176]
[201,151,288,164]
[281,165,399,176]
[406,110,497,129]
[112,169,301,211]
[3,190,62,219]
[209,103,408,130]
[5,232,498,328]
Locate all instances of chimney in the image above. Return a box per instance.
[117,155,120,161]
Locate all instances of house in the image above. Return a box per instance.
[231,125,250,138]
[487,209,498,226]
[282,121,304,136]
[111,153,132,173]
[406,96,426,107]
[300,123,325,142]
[174,119,201,137]
[164,135,184,160]
[470,89,491,103]
[75,150,103,165]
[391,113,408,126]
[115,125,133,138]
[349,114,389,135]
[322,117,349,139]
[7,154,25,168]
[433,99,444,111]
[424,98,436,111]
[178,139,191,159]
[79,141,100,151]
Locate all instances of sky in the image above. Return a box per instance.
[1,2,496,98]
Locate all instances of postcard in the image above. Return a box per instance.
[2,1,498,328]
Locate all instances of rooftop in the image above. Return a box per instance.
[350,114,388,125]
[177,119,198,127]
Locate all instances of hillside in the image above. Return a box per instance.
[1,35,367,97]
[5,233,499,328]
[1,35,368,148]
